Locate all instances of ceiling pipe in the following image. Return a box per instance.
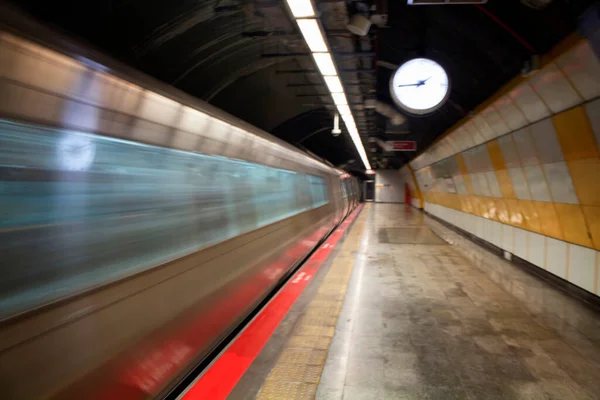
[366,100,406,126]
[474,4,536,53]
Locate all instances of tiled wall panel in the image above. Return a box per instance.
[404,37,600,297]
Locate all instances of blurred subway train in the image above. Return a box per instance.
[0,9,360,400]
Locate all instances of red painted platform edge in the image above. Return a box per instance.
[181,205,364,400]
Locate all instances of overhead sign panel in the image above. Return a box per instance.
[387,141,417,151]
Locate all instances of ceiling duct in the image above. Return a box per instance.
[407,0,487,4]
[520,0,553,10]
[373,101,406,126]
[347,1,372,36]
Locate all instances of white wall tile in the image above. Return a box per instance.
[471,117,495,142]
[475,215,484,238]
[509,82,551,123]
[530,118,564,164]
[482,106,511,137]
[462,119,485,149]
[546,237,567,278]
[529,63,582,113]
[524,164,552,202]
[542,162,580,204]
[557,41,600,101]
[494,95,528,131]
[512,127,539,165]
[497,135,521,168]
[513,228,528,260]
[492,221,504,248]
[485,171,503,198]
[508,167,532,200]
[567,244,597,293]
[480,218,489,243]
[503,224,514,253]
[475,173,492,197]
[528,232,546,268]
[454,175,468,195]
[596,252,600,296]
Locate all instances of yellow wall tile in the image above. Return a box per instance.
[535,201,564,240]
[438,193,447,207]
[567,157,600,206]
[495,169,516,198]
[423,192,431,202]
[471,197,483,217]
[429,192,439,204]
[495,199,510,224]
[460,196,473,214]
[519,200,541,233]
[553,106,599,160]
[554,203,594,248]
[583,206,600,250]
[487,140,507,170]
[456,154,469,175]
[483,197,498,220]
[505,199,525,228]
[449,194,461,210]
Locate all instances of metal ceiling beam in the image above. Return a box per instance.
[261,51,375,58]
[286,82,375,88]
[241,29,374,38]
[276,68,375,74]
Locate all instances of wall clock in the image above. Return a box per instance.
[389,58,450,115]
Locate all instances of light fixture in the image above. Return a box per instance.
[323,75,343,93]
[285,0,371,170]
[312,52,336,76]
[336,104,352,115]
[341,113,355,128]
[331,92,347,105]
[285,0,316,18]
[332,113,341,136]
[297,19,328,52]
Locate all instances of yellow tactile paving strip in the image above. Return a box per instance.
[256,205,369,400]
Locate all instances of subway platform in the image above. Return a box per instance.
[183,203,600,400]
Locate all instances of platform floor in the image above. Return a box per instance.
[230,204,600,400]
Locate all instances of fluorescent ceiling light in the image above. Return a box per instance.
[312,52,336,75]
[324,75,343,93]
[337,104,352,115]
[285,0,315,18]
[331,92,347,105]
[297,19,327,52]
[341,113,354,126]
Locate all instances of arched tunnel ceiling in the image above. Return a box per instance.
[4,0,596,174]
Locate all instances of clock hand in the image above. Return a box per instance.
[398,77,432,88]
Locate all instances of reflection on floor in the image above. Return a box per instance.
[317,203,600,400]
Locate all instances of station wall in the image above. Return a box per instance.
[400,36,600,297]
[375,169,405,203]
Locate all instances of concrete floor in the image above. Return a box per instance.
[316,204,600,400]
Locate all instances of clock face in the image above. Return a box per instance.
[389,58,450,115]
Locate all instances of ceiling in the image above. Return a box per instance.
[5,0,596,175]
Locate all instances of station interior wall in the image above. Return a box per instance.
[374,170,405,203]
[397,35,600,298]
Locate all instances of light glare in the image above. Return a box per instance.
[324,76,343,93]
[331,92,347,105]
[297,19,327,52]
[337,104,351,115]
[285,0,315,18]
[312,52,336,75]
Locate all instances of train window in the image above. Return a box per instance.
[308,174,328,208]
[341,179,348,199]
[0,120,331,318]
